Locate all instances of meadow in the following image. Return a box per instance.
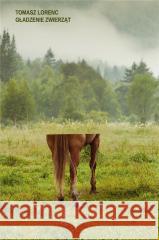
[0,121,159,202]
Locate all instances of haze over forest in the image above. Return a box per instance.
[1,0,159,77]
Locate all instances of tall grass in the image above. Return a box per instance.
[0,121,159,201]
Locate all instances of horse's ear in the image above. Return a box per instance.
[46,135,55,152]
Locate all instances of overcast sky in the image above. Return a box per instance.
[1,0,159,76]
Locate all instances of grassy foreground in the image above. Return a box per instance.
[0,121,159,201]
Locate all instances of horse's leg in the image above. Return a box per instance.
[70,148,80,201]
[90,136,100,194]
[58,188,64,201]
[57,174,64,201]
[52,151,64,201]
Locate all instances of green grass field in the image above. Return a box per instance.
[0,121,159,202]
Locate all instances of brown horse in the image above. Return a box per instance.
[46,134,100,200]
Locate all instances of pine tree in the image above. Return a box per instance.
[44,48,56,67]
[0,30,10,82]
[9,35,18,78]
[124,61,151,83]
[0,30,19,82]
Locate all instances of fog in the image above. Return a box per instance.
[1,0,159,76]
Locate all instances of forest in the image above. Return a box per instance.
[0,25,159,240]
[0,30,159,125]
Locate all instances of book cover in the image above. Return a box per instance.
[0,0,158,239]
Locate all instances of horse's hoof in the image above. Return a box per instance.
[72,193,78,201]
[90,189,98,194]
[58,196,64,201]
[72,195,78,201]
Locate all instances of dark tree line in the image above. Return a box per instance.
[0,30,22,82]
[0,30,159,124]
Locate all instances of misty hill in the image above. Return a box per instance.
[66,0,159,48]
[101,1,159,48]
[3,0,159,49]
[1,0,159,75]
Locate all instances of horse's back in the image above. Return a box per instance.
[46,134,99,151]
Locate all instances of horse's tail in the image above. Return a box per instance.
[53,135,69,188]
